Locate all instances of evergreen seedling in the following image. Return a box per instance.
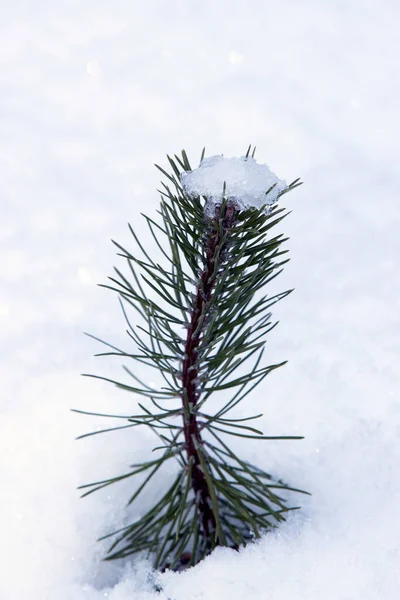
[76,147,307,571]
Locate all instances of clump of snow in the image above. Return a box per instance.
[180,155,286,214]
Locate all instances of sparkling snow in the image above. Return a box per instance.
[1,2,400,599]
[180,155,286,212]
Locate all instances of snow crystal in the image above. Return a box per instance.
[180,155,286,214]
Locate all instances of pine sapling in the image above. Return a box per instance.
[75,146,307,571]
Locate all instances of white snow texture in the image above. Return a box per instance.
[1,1,400,599]
[180,155,286,212]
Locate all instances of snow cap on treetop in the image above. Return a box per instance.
[180,154,286,213]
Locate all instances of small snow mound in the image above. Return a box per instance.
[180,155,286,214]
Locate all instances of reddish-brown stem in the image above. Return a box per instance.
[181,202,238,539]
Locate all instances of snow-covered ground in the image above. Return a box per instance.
[1,1,399,598]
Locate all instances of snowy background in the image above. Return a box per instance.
[1,1,399,598]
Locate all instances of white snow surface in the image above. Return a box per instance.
[180,155,286,212]
[1,1,400,599]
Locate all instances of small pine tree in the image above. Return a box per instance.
[75,147,306,571]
